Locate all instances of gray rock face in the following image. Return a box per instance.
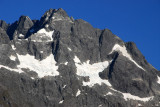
[0,8,160,107]
[0,20,8,31]
[0,28,18,68]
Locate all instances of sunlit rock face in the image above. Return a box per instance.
[0,8,160,107]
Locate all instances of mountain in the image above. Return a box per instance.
[0,8,160,107]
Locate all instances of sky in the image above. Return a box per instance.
[0,0,160,70]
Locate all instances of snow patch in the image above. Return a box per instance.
[122,93,153,102]
[59,100,64,104]
[45,17,49,21]
[157,76,160,84]
[19,34,24,38]
[98,105,102,107]
[111,88,153,102]
[45,24,49,28]
[104,92,113,96]
[64,62,68,65]
[17,54,59,78]
[31,28,54,42]
[74,56,111,87]
[74,56,81,63]
[10,55,16,61]
[76,89,81,97]
[52,17,55,20]
[31,77,35,80]
[138,104,142,106]
[37,28,54,40]
[110,44,145,71]
[0,65,23,73]
[11,45,16,50]
[68,47,72,51]
[63,85,66,89]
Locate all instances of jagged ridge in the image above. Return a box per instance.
[0,8,160,107]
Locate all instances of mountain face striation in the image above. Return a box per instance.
[0,8,160,107]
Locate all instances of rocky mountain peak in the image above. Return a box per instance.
[16,15,33,36]
[6,15,33,40]
[0,8,160,107]
[42,8,69,19]
[39,8,70,27]
[0,20,8,31]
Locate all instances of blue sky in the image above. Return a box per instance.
[0,0,160,70]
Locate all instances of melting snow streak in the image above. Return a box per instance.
[76,89,81,97]
[111,88,153,102]
[157,76,160,84]
[110,44,145,71]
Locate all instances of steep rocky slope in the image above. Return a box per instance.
[0,8,160,107]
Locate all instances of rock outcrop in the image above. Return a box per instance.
[0,8,159,107]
